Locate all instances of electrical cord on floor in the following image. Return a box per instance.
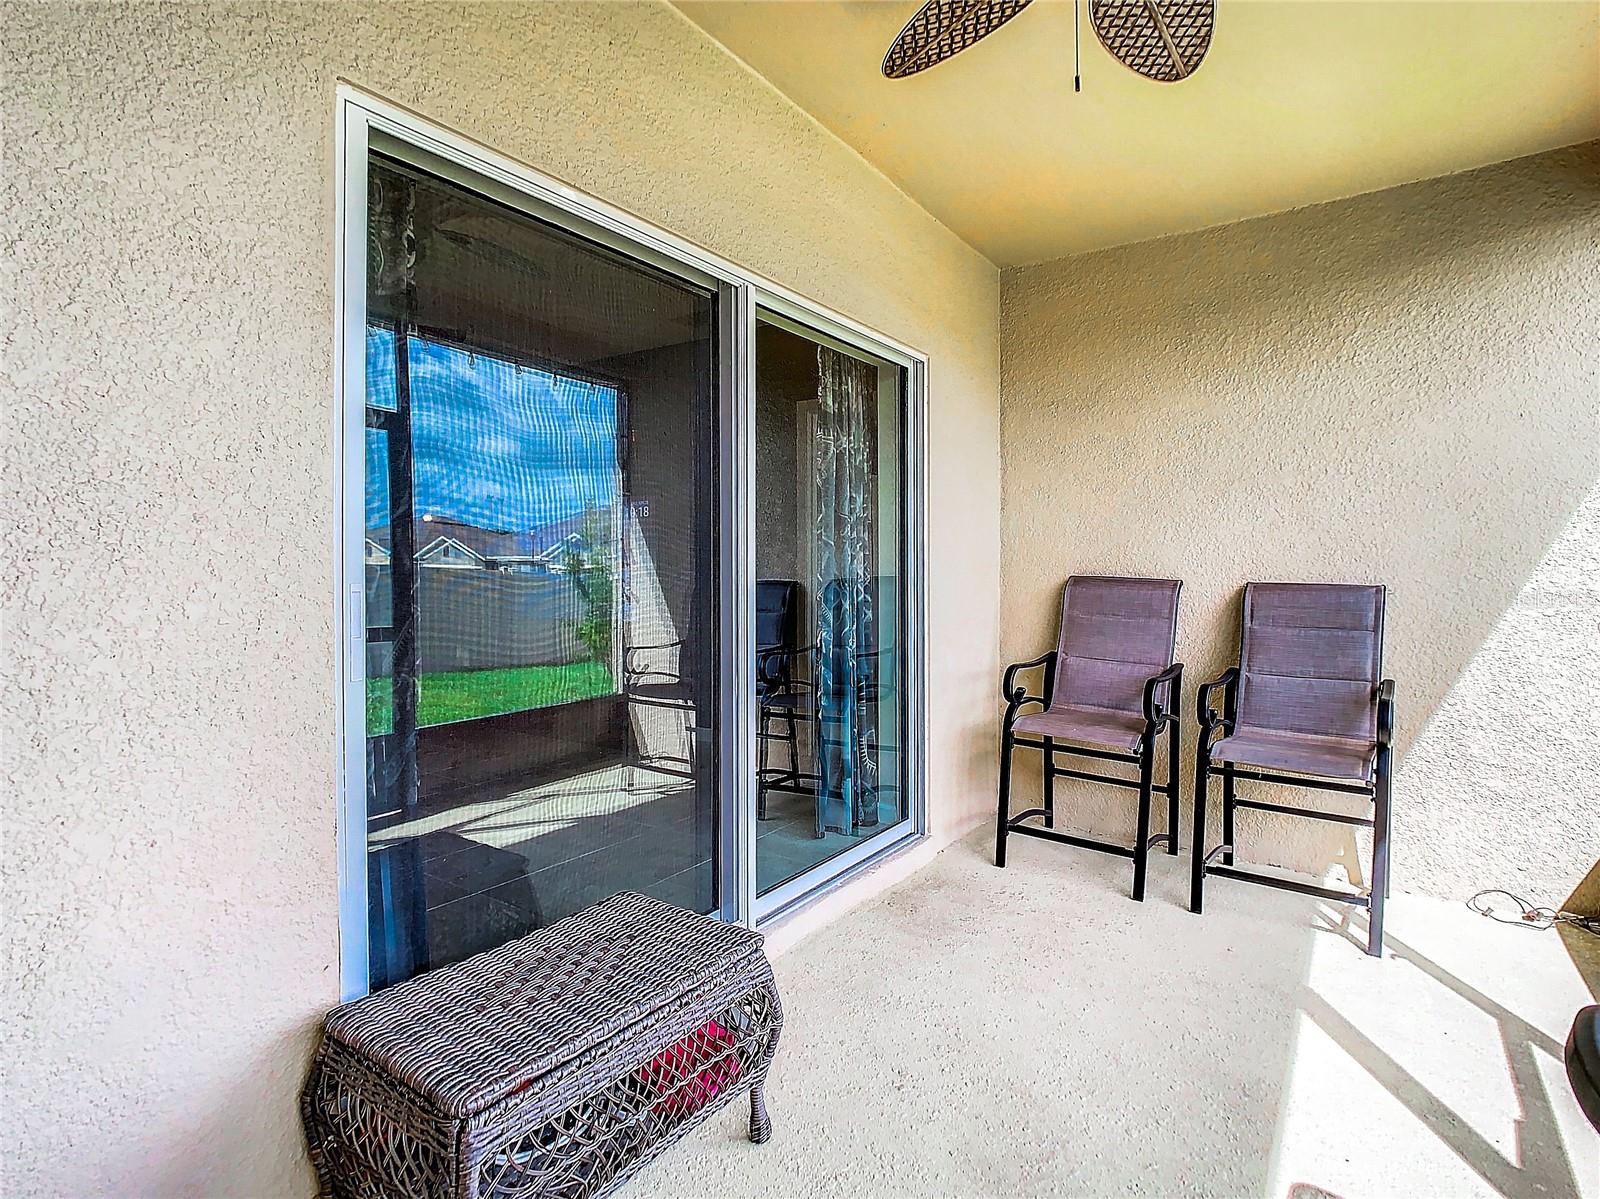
[1468,888,1600,937]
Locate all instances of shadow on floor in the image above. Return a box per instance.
[632,829,1597,1199]
[1303,908,1583,1199]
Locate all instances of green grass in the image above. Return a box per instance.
[367,661,615,735]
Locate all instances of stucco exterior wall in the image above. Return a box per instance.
[1000,143,1600,905]
[1,4,1000,1195]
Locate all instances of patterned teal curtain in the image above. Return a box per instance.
[813,345,879,835]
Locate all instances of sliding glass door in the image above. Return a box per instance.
[752,313,912,902]
[339,96,923,996]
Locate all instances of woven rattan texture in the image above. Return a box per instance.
[882,0,1035,78]
[322,892,765,1117]
[1090,0,1214,82]
[302,892,784,1199]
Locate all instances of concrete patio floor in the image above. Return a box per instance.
[635,830,1598,1198]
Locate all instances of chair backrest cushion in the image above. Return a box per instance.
[1052,576,1181,714]
[755,579,799,651]
[1237,582,1385,741]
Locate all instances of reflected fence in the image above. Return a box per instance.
[368,567,591,674]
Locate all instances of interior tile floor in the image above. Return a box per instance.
[632,829,1600,1199]
[756,784,903,894]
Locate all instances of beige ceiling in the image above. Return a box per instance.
[674,0,1600,266]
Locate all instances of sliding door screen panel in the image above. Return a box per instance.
[363,155,720,990]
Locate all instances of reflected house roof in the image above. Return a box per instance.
[416,535,486,568]
[415,515,516,561]
[390,510,610,571]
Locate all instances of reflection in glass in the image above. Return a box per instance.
[363,155,719,990]
[753,317,908,896]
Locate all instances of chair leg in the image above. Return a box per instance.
[1368,747,1392,957]
[1043,737,1055,828]
[1381,762,1393,901]
[1165,717,1181,855]
[1132,736,1155,902]
[1221,763,1237,866]
[757,707,771,821]
[1190,739,1211,914]
[815,709,836,840]
[995,724,1014,868]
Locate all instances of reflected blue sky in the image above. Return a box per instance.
[365,327,619,534]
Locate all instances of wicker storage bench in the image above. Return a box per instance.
[302,891,783,1199]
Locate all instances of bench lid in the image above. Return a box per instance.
[323,891,767,1118]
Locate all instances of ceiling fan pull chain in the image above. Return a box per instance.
[1074,0,1082,92]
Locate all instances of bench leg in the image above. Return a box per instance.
[749,1081,772,1144]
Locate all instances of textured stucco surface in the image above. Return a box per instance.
[999,143,1600,904]
[1,4,999,1195]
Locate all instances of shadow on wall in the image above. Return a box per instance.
[1397,481,1600,903]
[997,141,1600,903]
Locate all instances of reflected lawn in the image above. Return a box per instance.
[366,661,614,735]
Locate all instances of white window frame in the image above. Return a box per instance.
[333,85,928,1000]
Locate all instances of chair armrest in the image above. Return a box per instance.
[626,669,684,688]
[1197,667,1239,729]
[1002,652,1056,706]
[757,644,814,689]
[627,638,686,655]
[620,637,684,681]
[1142,662,1184,726]
[1376,679,1396,749]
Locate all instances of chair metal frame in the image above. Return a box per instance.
[756,644,904,839]
[753,580,811,826]
[1189,585,1395,956]
[995,578,1184,903]
[756,641,815,824]
[757,577,904,839]
[621,636,700,784]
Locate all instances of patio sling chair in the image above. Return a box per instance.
[755,579,804,821]
[995,575,1184,902]
[622,584,707,784]
[1189,583,1395,957]
[755,576,900,838]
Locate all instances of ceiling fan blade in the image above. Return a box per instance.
[1090,0,1215,83]
[882,0,1036,79]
